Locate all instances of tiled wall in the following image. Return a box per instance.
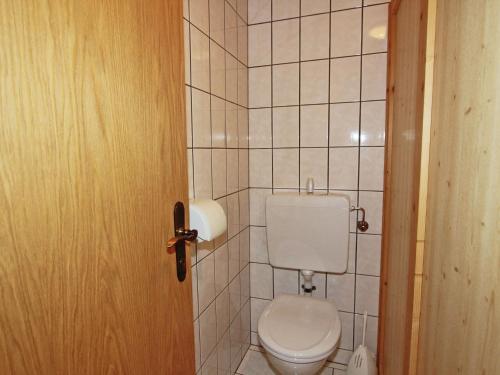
[183,0,250,374]
[247,0,388,366]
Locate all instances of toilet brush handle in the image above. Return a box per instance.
[362,311,368,346]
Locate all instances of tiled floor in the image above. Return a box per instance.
[236,346,347,375]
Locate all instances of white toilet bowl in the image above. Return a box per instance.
[258,294,341,375]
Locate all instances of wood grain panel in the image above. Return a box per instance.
[378,1,428,374]
[0,1,195,374]
[417,1,500,373]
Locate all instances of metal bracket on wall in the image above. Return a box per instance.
[351,206,369,232]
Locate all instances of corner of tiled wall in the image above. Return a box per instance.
[247,0,389,368]
[184,0,250,374]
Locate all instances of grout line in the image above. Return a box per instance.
[247,2,390,26]
[248,51,388,69]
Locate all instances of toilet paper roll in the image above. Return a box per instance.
[189,199,227,242]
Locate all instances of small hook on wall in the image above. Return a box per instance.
[351,206,369,232]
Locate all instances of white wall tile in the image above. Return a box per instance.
[211,96,226,147]
[226,148,239,194]
[210,41,226,98]
[338,311,354,350]
[357,234,381,276]
[192,89,212,147]
[273,148,300,188]
[274,268,299,295]
[273,106,300,147]
[186,87,193,146]
[239,189,250,229]
[192,265,199,319]
[240,228,250,271]
[251,298,271,331]
[238,62,249,107]
[249,108,272,148]
[199,301,217,364]
[226,53,239,103]
[326,273,355,312]
[228,236,240,280]
[248,0,272,24]
[329,147,359,190]
[249,188,272,226]
[190,0,209,33]
[250,226,269,263]
[301,0,330,16]
[273,0,300,20]
[331,8,361,57]
[216,288,230,340]
[238,17,248,65]
[227,193,240,237]
[249,66,272,108]
[238,107,249,148]
[359,147,384,191]
[225,3,238,56]
[214,244,229,294]
[230,313,243,372]
[363,0,390,7]
[249,23,272,67]
[239,149,250,190]
[241,264,251,304]
[194,318,201,371]
[197,252,216,312]
[301,59,330,104]
[212,149,227,199]
[273,19,300,64]
[331,56,361,102]
[273,63,300,106]
[193,149,213,198]
[249,149,272,187]
[209,0,225,46]
[229,275,241,320]
[250,263,273,299]
[355,275,380,316]
[330,103,360,146]
[217,331,231,373]
[237,0,248,22]
[363,4,388,54]
[300,148,329,190]
[360,100,385,146]
[361,53,387,101]
[332,0,362,11]
[301,104,329,147]
[191,26,210,91]
[301,14,330,60]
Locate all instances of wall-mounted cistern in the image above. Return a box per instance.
[257,192,351,375]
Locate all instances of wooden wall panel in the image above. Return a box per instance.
[378,1,428,374]
[417,1,500,373]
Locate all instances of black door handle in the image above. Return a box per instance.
[167,202,198,282]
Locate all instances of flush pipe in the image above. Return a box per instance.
[301,270,316,296]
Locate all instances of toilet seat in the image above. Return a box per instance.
[258,294,341,364]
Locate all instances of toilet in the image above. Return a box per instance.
[258,193,350,375]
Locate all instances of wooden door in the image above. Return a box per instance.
[378,0,429,373]
[0,1,195,374]
[417,1,500,374]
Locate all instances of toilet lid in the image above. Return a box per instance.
[258,294,341,363]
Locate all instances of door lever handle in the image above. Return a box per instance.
[167,202,197,282]
[167,228,198,248]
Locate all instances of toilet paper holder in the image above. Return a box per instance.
[351,206,369,232]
